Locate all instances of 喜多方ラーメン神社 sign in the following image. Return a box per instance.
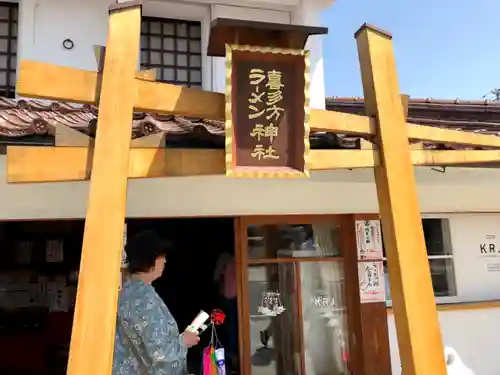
[225,45,310,178]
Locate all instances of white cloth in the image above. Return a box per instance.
[445,347,475,375]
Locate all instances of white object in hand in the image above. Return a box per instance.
[186,310,210,333]
[445,347,475,375]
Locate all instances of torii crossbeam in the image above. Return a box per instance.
[5,2,500,375]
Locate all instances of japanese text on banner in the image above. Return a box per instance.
[248,68,285,161]
[355,220,383,260]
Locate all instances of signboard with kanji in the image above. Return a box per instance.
[225,44,310,178]
[358,261,386,303]
[355,220,383,260]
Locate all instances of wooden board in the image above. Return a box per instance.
[16,60,500,149]
[7,146,500,183]
[355,24,447,375]
[65,4,142,375]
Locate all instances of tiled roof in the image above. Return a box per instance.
[1,96,500,150]
[0,97,224,139]
[327,96,500,112]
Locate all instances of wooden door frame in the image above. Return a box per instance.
[234,215,355,375]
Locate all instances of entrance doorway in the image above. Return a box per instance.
[0,217,237,375]
[127,217,237,374]
[0,220,84,375]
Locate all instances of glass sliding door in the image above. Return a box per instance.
[237,218,350,375]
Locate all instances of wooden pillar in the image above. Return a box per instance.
[341,215,391,375]
[355,24,446,375]
[66,3,142,375]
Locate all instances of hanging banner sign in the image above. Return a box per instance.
[358,261,386,303]
[225,44,310,178]
[355,220,383,260]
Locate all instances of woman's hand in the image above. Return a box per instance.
[182,330,201,348]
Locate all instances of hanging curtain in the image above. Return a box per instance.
[300,224,349,375]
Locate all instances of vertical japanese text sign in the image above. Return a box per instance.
[225,45,311,178]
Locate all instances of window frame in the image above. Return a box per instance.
[0,1,18,99]
[139,16,203,88]
[384,215,459,306]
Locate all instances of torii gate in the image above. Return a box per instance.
[6,1,500,375]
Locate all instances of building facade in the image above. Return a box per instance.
[0,0,499,375]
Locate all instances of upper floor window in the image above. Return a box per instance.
[0,2,17,98]
[140,17,202,88]
[384,218,457,302]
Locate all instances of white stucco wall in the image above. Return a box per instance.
[388,308,500,375]
[4,159,500,219]
[386,213,500,375]
[7,0,500,374]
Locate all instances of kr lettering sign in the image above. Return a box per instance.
[479,234,500,257]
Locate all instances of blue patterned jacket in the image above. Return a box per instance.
[112,278,187,375]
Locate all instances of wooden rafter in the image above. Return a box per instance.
[8,146,500,183]
[15,60,500,150]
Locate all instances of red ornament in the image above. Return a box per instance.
[210,309,226,325]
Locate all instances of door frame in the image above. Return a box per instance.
[234,215,352,375]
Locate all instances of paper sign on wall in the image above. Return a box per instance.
[358,261,386,303]
[355,220,383,260]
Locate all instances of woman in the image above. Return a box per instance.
[113,230,200,375]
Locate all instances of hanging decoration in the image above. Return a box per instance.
[258,290,286,316]
[211,309,226,326]
[203,309,227,375]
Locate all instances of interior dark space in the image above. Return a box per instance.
[0,217,236,375]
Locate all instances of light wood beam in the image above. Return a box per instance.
[16,60,500,148]
[135,69,157,81]
[405,123,500,148]
[356,24,446,375]
[309,149,378,169]
[94,45,156,81]
[130,132,166,148]
[134,79,225,120]
[16,61,99,104]
[6,147,225,182]
[310,109,374,135]
[8,146,500,183]
[54,123,93,147]
[16,60,226,120]
[65,4,142,375]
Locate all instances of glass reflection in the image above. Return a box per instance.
[248,264,300,375]
[248,224,341,260]
[300,262,348,375]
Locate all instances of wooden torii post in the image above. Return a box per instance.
[6,3,500,375]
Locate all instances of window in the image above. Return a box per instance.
[140,17,202,88]
[384,218,457,302]
[0,2,18,98]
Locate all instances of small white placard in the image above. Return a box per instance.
[358,261,386,303]
[355,220,383,260]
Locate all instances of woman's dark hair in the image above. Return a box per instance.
[125,230,171,274]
